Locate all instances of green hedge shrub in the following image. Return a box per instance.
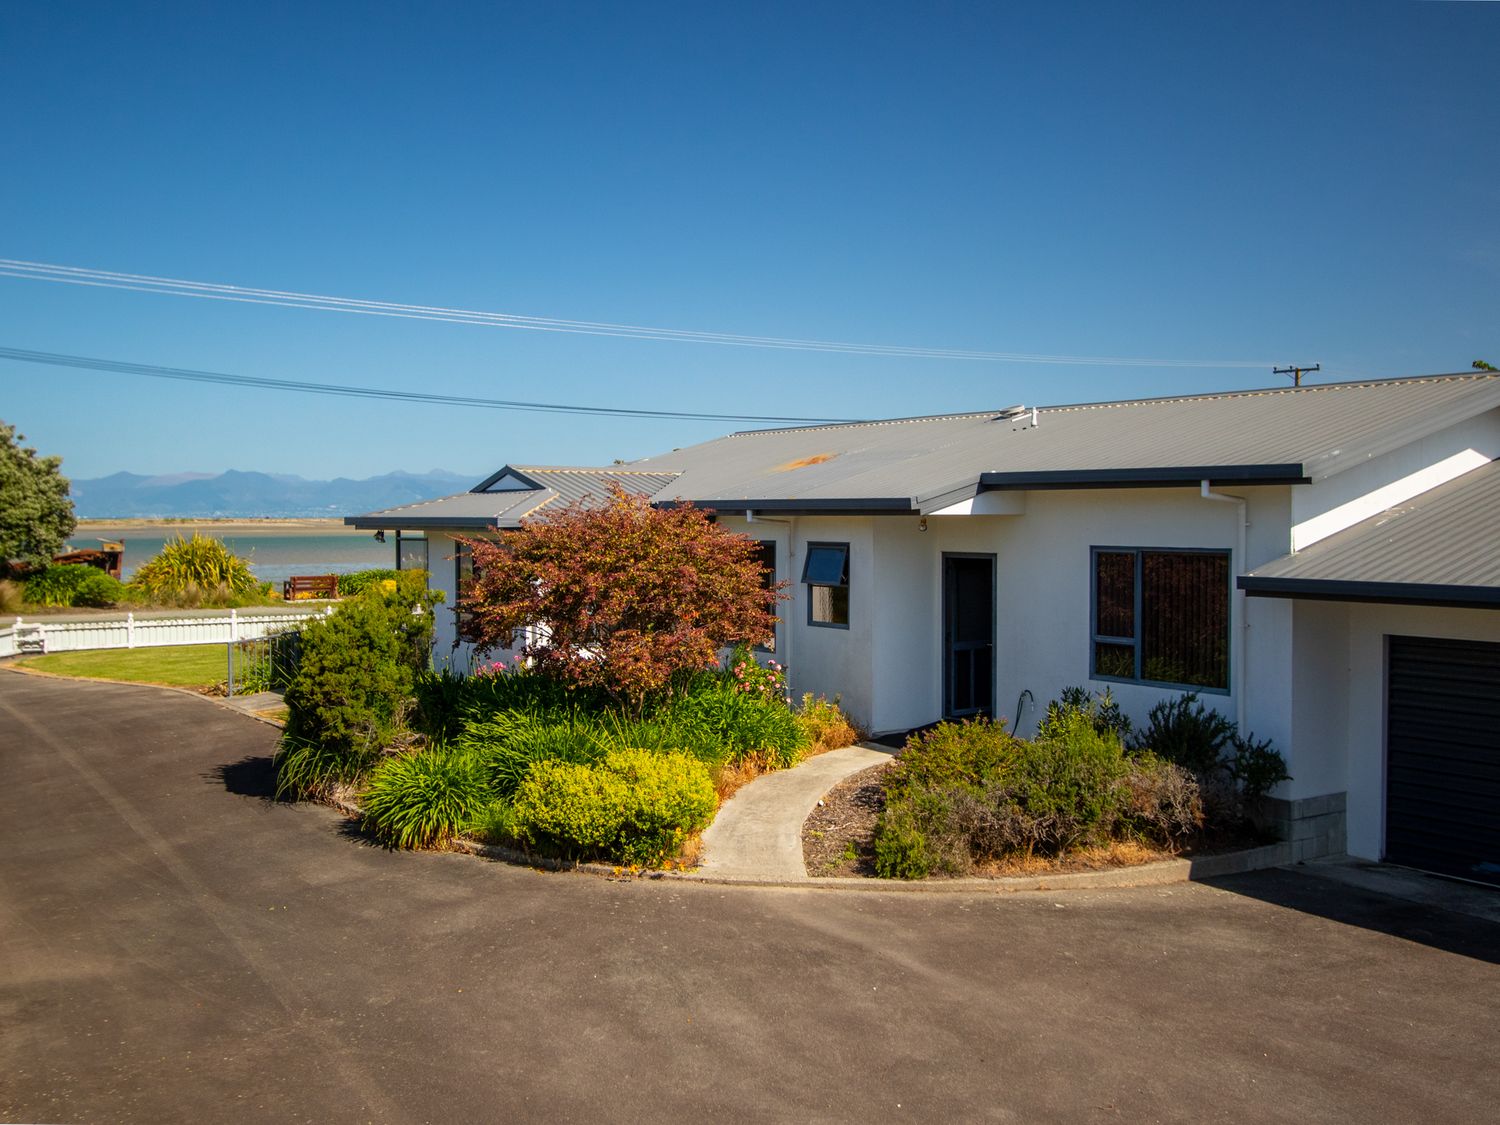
[336,573,402,600]
[883,717,1021,798]
[513,748,716,866]
[283,584,436,757]
[874,708,1201,879]
[361,747,492,849]
[1131,692,1290,817]
[23,563,129,607]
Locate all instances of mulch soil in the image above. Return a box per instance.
[801,760,892,877]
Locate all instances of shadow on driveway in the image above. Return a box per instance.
[208,754,283,802]
[1206,865,1500,965]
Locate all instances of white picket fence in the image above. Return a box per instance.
[0,607,334,659]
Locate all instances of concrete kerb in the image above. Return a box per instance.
[5,666,1303,894]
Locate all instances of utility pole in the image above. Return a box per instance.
[1274,363,1320,387]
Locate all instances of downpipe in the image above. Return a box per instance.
[1199,481,1248,735]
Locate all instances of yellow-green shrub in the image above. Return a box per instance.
[512,748,716,866]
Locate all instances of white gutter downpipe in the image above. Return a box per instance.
[1199,481,1248,735]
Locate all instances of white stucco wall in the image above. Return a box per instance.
[1285,600,1500,861]
[1291,408,1500,550]
[730,485,1298,742]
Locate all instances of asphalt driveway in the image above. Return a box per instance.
[1,671,1496,1124]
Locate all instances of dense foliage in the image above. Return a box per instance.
[129,533,267,607]
[1131,692,1292,814]
[457,485,780,703]
[511,748,717,866]
[0,421,76,570]
[280,581,438,761]
[874,698,1205,879]
[336,568,401,597]
[22,563,129,607]
[361,747,492,849]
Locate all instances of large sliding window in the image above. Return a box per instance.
[1092,547,1229,691]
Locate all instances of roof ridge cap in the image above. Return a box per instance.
[1036,372,1499,415]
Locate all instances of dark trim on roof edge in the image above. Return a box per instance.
[669,497,917,515]
[979,464,1309,490]
[470,465,545,493]
[345,515,507,530]
[1238,575,1500,610]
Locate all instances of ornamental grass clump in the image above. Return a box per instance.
[129,533,265,607]
[361,746,492,849]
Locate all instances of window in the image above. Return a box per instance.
[1092,547,1229,691]
[395,532,429,579]
[454,541,477,625]
[752,540,777,651]
[803,542,849,628]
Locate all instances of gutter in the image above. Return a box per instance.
[979,464,1308,491]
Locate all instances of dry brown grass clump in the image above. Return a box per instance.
[712,752,779,801]
[0,579,21,614]
[975,839,1172,878]
[798,693,861,756]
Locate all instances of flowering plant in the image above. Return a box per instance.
[727,645,787,701]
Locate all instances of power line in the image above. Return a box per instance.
[0,258,1278,370]
[0,346,866,424]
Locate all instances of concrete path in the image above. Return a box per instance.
[698,743,894,880]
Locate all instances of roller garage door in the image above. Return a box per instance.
[1386,636,1500,886]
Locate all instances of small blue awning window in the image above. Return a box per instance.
[802,544,849,586]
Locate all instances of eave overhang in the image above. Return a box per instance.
[668,497,918,516]
[1238,575,1500,610]
[978,464,1309,491]
[344,515,506,531]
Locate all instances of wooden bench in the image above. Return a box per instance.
[283,574,340,601]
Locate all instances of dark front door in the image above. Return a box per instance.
[944,554,995,718]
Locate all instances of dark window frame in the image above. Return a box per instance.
[1090,545,1231,694]
[802,541,850,630]
[752,539,778,652]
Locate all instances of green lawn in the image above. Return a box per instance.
[18,644,230,688]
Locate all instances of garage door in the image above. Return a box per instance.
[1386,635,1500,886]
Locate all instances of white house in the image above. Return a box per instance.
[350,372,1500,884]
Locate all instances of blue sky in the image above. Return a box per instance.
[2,1,1497,480]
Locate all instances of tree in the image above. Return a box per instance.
[458,486,780,703]
[0,421,76,569]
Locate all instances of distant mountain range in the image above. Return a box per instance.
[71,469,476,518]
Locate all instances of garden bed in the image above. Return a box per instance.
[802,756,1274,880]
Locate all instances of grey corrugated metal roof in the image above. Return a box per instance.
[507,467,682,505]
[628,372,1500,511]
[1239,460,1500,607]
[345,487,556,529]
[348,466,681,529]
[349,371,1500,526]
